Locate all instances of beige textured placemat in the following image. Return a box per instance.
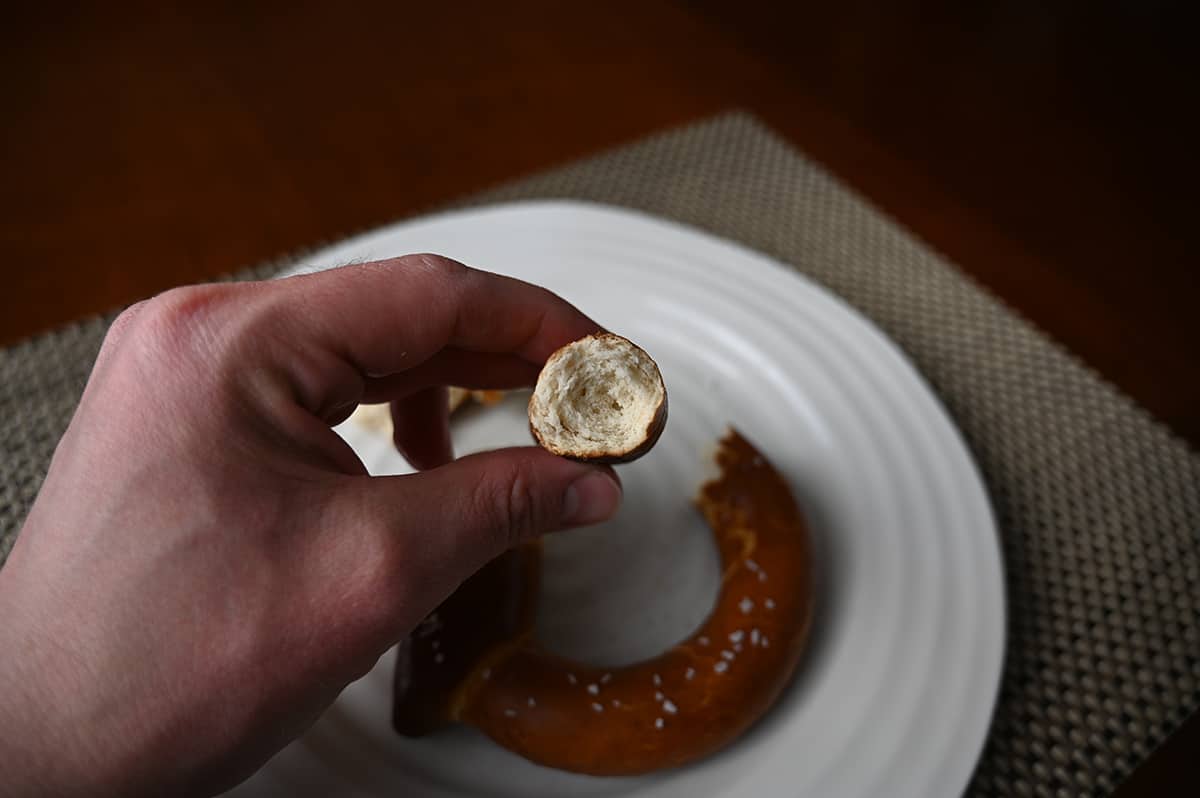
[2,112,1198,797]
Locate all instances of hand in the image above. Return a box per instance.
[0,256,623,797]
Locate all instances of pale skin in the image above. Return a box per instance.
[0,255,623,797]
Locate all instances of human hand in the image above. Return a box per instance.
[0,256,622,797]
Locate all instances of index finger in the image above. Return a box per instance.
[274,254,602,378]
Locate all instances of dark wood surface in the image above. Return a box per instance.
[3,1,1196,793]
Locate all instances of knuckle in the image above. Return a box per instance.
[111,299,150,331]
[401,253,469,280]
[477,459,544,549]
[361,530,410,608]
[328,493,411,623]
[99,299,150,352]
[148,284,223,327]
[506,466,541,543]
[135,285,232,363]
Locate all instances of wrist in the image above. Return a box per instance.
[0,571,126,797]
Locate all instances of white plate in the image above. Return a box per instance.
[227,201,1004,798]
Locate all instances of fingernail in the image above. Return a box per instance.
[562,470,622,526]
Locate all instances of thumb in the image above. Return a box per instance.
[347,446,622,606]
[411,446,623,550]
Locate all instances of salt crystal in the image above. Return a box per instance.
[587,684,600,695]
[416,612,442,638]
[739,597,754,614]
[685,667,696,680]
[714,661,729,673]
[764,598,775,610]
[567,673,577,685]
[652,673,662,686]
[662,699,678,714]
[655,718,664,729]
[721,650,735,661]
[527,697,536,708]
[504,709,517,718]
[592,702,604,713]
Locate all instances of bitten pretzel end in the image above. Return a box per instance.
[528,333,667,464]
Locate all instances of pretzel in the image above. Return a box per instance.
[528,333,668,464]
[393,429,814,774]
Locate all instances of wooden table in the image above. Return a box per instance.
[3,2,1195,792]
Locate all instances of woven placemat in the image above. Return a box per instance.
[2,113,1197,796]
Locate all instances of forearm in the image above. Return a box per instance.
[0,583,118,797]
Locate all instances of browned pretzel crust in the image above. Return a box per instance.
[393,430,814,775]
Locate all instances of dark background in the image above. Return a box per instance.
[2,2,1196,792]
